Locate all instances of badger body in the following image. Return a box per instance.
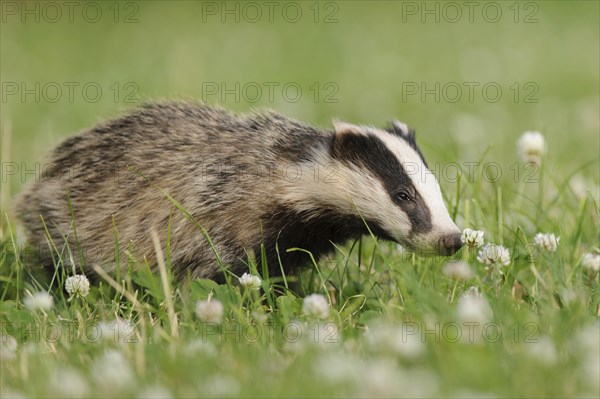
[17,102,462,281]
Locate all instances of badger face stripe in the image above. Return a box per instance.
[385,121,428,168]
[331,131,433,235]
[372,125,462,248]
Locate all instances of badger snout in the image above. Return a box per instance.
[437,233,463,256]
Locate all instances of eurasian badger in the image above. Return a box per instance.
[16,101,463,281]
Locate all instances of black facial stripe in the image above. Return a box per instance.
[332,133,433,235]
[403,191,433,235]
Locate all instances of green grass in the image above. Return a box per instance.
[1,1,599,398]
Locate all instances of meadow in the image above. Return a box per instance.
[1,1,599,397]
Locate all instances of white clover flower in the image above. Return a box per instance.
[461,228,485,248]
[238,273,262,290]
[203,374,240,397]
[582,252,600,272]
[358,360,439,398]
[569,175,589,199]
[395,244,407,255]
[457,286,492,323]
[443,261,474,281]
[517,130,546,165]
[137,385,173,399]
[302,293,330,319]
[50,368,89,398]
[186,339,217,357]
[365,324,424,360]
[65,274,90,298]
[91,349,134,390]
[574,323,600,391]
[312,352,364,383]
[357,360,404,397]
[195,299,224,324]
[0,334,18,360]
[477,243,510,266]
[525,336,557,364]
[24,291,54,311]
[22,342,44,355]
[534,233,559,253]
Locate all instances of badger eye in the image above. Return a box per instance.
[396,192,411,202]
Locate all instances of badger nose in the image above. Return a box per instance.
[438,233,463,256]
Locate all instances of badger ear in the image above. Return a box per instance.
[332,119,366,136]
[387,120,416,142]
[331,119,368,158]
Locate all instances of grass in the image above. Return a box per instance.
[1,1,599,398]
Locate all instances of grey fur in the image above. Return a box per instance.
[16,101,451,281]
[17,102,339,280]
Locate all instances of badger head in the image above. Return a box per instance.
[332,119,462,255]
[282,119,462,256]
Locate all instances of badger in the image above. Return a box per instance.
[16,101,463,281]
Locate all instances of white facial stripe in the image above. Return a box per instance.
[370,128,460,237]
